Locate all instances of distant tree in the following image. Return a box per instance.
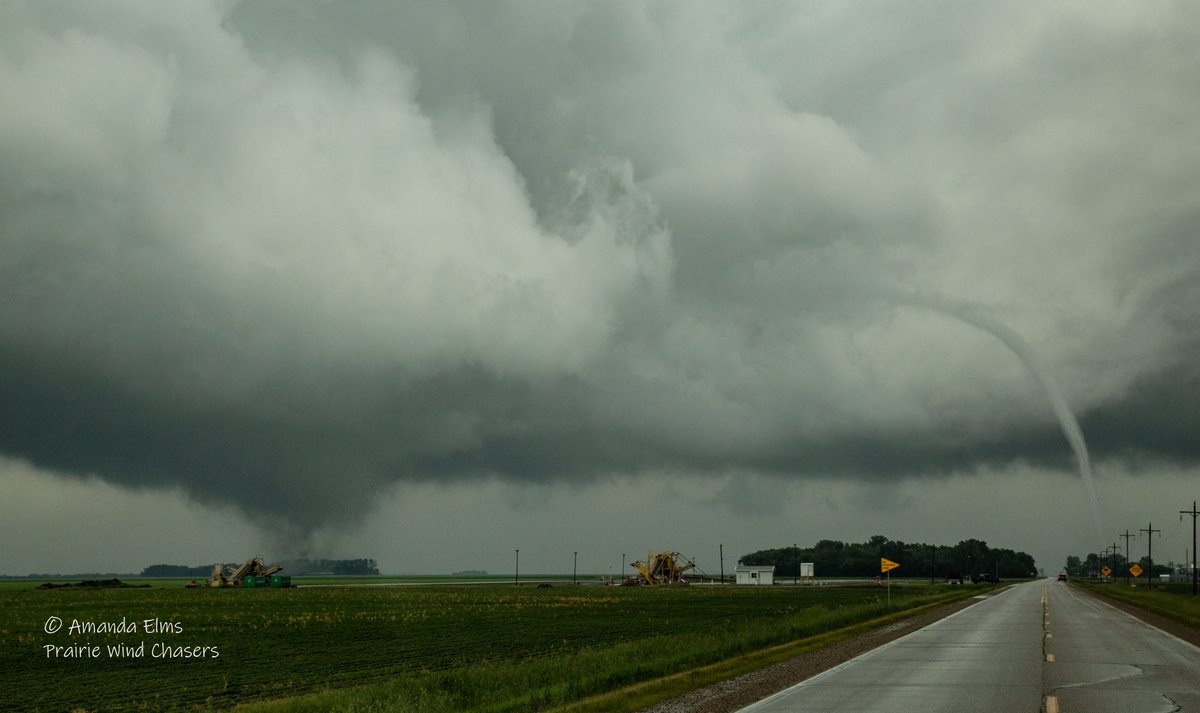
[1135,557,1172,578]
[140,564,216,578]
[741,537,1035,579]
[280,558,317,574]
[141,564,190,577]
[812,540,846,576]
[322,559,379,576]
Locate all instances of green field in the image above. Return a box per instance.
[2,581,984,712]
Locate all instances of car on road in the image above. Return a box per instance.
[1057,573,1068,582]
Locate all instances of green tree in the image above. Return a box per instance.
[741,537,1036,579]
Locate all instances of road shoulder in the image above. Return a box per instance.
[1072,585,1200,649]
[637,595,986,713]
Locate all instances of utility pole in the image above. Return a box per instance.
[1120,530,1136,585]
[793,543,798,586]
[1140,523,1162,590]
[931,545,936,586]
[1181,501,1198,596]
[573,551,577,585]
[515,549,519,586]
[719,544,724,585]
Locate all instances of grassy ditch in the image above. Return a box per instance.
[3,582,984,712]
[1074,579,1200,629]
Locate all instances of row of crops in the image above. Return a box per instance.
[2,582,978,711]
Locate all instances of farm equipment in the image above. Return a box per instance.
[209,556,285,587]
[623,551,696,586]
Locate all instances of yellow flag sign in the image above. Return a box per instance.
[881,557,900,574]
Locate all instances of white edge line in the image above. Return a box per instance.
[733,586,1016,712]
[1065,584,1200,655]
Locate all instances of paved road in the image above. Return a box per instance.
[736,579,1200,713]
[1046,582,1200,712]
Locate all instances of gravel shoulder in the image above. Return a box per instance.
[637,595,985,713]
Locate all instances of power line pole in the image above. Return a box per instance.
[719,543,724,585]
[1120,530,1135,585]
[573,551,577,585]
[1140,523,1162,590]
[1181,501,1198,596]
[515,549,519,586]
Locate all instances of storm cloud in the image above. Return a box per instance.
[2,1,1198,535]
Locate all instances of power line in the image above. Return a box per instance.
[1181,501,1198,597]
[1140,523,1162,590]
[1120,530,1136,585]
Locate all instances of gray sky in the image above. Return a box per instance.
[2,1,1198,576]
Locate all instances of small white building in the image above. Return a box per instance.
[735,565,776,585]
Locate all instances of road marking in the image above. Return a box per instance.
[1046,695,1060,713]
[1046,654,1056,662]
[1046,633,1053,638]
[731,592,1001,712]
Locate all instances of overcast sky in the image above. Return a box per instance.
[2,1,1198,577]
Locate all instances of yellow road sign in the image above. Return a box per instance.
[881,557,900,573]
[1101,566,1112,577]
[1129,564,1143,578]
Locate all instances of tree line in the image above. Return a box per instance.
[1062,552,1173,578]
[140,558,380,577]
[740,536,1037,579]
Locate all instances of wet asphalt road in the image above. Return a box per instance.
[736,578,1200,712]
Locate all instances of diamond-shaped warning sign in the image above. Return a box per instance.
[1129,564,1143,578]
[1101,566,1112,577]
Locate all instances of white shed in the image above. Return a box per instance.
[735,565,776,585]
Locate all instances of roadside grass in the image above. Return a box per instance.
[1074,580,1200,628]
[2,583,984,712]
[232,586,983,713]
[543,593,974,713]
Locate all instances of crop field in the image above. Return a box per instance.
[2,581,982,712]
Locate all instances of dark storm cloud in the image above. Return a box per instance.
[2,1,1199,531]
